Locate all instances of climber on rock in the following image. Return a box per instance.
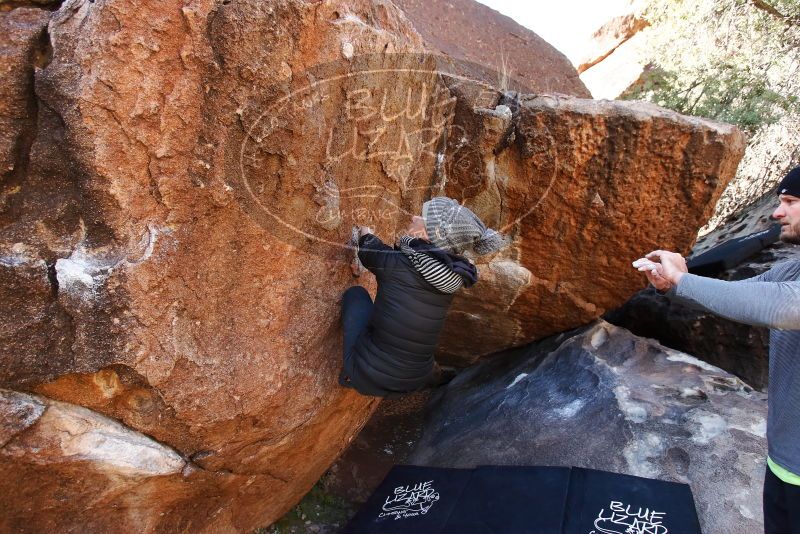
[339,196,510,397]
[632,166,800,534]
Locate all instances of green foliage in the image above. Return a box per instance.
[623,0,800,135]
[257,479,354,534]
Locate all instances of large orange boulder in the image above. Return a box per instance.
[0,0,743,531]
[434,95,744,364]
[393,0,591,97]
[0,0,421,530]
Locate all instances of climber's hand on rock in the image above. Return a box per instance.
[358,226,374,238]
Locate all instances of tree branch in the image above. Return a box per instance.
[749,0,800,26]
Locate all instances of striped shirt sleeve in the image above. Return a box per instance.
[398,235,464,294]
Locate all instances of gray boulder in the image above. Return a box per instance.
[605,286,771,390]
[408,321,768,534]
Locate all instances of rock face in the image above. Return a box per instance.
[1,0,423,530]
[0,389,195,532]
[0,8,50,188]
[703,116,800,233]
[606,287,772,391]
[575,14,649,75]
[573,8,650,99]
[607,190,800,390]
[694,187,781,256]
[0,0,744,531]
[392,0,591,97]
[409,321,768,534]
[435,95,745,364]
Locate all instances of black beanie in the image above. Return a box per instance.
[777,166,800,197]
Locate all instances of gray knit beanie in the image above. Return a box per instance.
[422,197,510,255]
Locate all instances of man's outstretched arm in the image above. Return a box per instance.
[633,249,800,330]
[670,274,800,330]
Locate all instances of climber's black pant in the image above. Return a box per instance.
[764,465,800,534]
[339,286,374,391]
[338,285,440,396]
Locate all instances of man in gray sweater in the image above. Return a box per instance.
[633,166,800,534]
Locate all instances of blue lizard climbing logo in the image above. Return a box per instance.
[378,479,440,520]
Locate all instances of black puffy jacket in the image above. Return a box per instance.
[343,233,477,396]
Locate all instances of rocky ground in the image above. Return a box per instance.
[268,320,768,533]
[263,391,434,533]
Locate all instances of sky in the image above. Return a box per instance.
[474,0,634,63]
